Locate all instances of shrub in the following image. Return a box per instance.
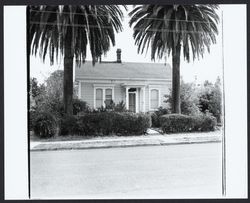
[134,113,152,134]
[104,99,116,110]
[33,111,58,138]
[151,107,170,127]
[94,100,128,113]
[29,110,37,131]
[75,113,97,135]
[198,78,222,123]
[160,114,194,133]
[72,99,90,115]
[193,114,217,132]
[113,112,151,135]
[165,80,201,116]
[77,112,115,135]
[60,115,80,136]
[95,106,108,113]
[160,114,217,133]
[114,101,127,112]
[36,97,64,120]
[76,112,151,136]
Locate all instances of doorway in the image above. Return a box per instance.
[128,93,136,112]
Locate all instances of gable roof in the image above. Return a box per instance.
[75,61,172,81]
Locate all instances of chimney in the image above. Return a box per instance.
[116,49,121,63]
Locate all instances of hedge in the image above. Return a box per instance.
[160,114,217,133]
[60,115,80,136]
[151,107,170,127]
[75,112,151,136]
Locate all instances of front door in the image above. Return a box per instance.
[129,93,136,112]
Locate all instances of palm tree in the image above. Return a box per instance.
[29,5,125,115]
[129,5,219,113]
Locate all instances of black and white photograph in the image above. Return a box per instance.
[3,1,248,200]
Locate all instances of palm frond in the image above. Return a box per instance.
[129,4,219,62]
[29,5,124,65]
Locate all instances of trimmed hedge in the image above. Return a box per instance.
[60,115,80,136]
[151,107,170,127]
[112,112,151,135]
[60,112,151,136]
[72,99,90,115]
[33,111,58,138]
[160,114,217,133]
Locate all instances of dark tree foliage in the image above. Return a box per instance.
[129,5,219,113]
[29,5,125,115]
[198,77,222,123]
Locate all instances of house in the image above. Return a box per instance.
[75,49,172,113]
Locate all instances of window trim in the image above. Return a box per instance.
[93,84,115,108]
[149,88,161,111]
[95,88,104,108]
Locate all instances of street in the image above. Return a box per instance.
[31,143,222,199]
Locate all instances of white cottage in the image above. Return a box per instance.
[75,49,172,113]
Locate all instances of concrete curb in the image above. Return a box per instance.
[31,140,222,152]
[30,134,222,152]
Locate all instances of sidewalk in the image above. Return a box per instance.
[30,129,222,151]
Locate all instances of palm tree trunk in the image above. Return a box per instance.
[63,29,74,115]
[172,44,181,114]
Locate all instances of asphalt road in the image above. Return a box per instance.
[30,143,222,199]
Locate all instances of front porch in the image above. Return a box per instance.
[123,84,146,113]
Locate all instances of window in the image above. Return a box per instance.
[94,86,114,109]
[105,88,113,107]
[96,88,103,108]
[150,89,159,109]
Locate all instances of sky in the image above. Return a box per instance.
[30,5,227,84]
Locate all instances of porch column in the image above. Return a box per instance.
[143,87,146,112]
[135,88,139,113]
[102,88,105,107]
[125,87,129,110]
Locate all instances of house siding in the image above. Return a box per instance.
[114,85,125,104]
[78,80,171,112]
[80,82,126,108]
[145,86,149,111]
[80,82,94,108]
[159,83,171,108]
[147,82,171,111]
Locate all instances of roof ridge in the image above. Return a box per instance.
[75,61,172,80]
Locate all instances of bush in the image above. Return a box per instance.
[33,111,58,138]
[151,107,170,127]
[77,112,113,135]
[160,114,217,133]
[76,112,151,136]
[94,100,128,113]
[114,101,127,112]
[36,97,64,120]
[165,80,201,116]
[72,99,90,115]
[29,110,37,131]
[60,115,80,136]
[198,78,222,123]
[113,112,151,135]
[193,114,217,132]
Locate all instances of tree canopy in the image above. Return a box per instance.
[129,5,219,113]
[129,5,219,61]
[30,5,125,65]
